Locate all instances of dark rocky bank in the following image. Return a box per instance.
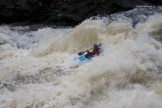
[0,0,162,26]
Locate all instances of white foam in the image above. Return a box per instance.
[0,9,162,108]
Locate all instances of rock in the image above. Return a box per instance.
[113,0,152,8]
[0,0,162,26]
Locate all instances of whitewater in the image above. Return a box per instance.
[0,6,162,108]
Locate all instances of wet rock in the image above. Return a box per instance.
[114,0,152,8]
[0,0,162,26]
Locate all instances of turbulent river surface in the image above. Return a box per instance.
[1,6,162,108]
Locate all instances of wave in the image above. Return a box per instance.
[0,6,162,108]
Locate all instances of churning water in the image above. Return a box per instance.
[0,6,162,108]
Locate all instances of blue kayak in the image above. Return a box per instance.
[74,54,91,63]
[74,46,103,63]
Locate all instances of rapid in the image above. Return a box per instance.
[0,6,162,108]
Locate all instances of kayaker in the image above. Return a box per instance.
[85,43,101,59]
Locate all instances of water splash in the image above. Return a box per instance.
[0,6,162,108]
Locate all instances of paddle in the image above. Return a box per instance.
[77,43,102,56]
[78,48,93,56]
[78,52,85,55]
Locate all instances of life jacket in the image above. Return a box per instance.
[88,48,100,55]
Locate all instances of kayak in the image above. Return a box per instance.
[74,54,91,63]
[74,44,103,63]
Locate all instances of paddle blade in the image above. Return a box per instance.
[78,52,84,55]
